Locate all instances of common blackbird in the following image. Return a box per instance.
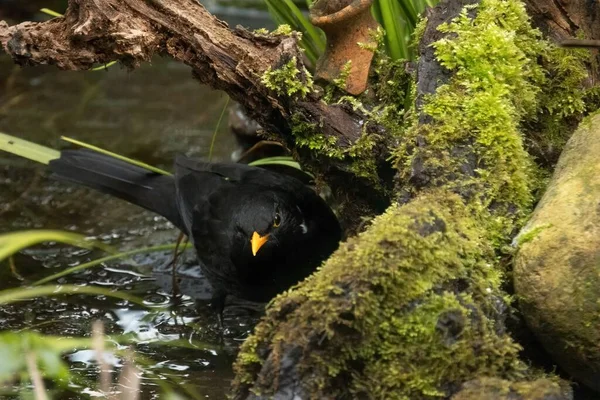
[49,149,342,304]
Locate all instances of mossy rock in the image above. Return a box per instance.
[451,377,571,400]
[514,113,600,392]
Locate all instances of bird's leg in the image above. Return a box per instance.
[169,231,187,300]
[211,290,227,331]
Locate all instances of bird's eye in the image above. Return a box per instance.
[273,212,281,228]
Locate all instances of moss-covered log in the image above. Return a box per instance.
[233,191,547,398]
[514,112,600,392]
[231,0,585,398]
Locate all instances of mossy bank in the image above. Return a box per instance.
[232,0,596,397]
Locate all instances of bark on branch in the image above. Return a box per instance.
[0,0,389,227]
[523,0,600,85]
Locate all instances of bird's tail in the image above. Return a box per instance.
[49,149,182,229]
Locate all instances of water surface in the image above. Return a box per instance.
[0,30,265,397]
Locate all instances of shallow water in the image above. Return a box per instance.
[0,9,274,397]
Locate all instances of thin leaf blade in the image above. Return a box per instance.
[60,136,172,176]
[0,132,60,165]
[0,230,113,262]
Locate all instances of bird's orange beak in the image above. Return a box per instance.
[251,231,269,256]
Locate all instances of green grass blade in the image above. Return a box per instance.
[0,132,60,165]
[0,230,113,262]
[249,156,302,170]
[40,8,63,17]
[1,331,92,352]
[33,243,192,286]
[208,97,230,162]
[60,136,172,176]
[0,284,147,306]
[394,0,418,28]
[90,61,118,71]
[375,0,409,60]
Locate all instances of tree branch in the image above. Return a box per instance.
[0,0,387,228]
[523,0,600,84]
[0,0,300,134]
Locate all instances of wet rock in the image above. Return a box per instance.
[514,114,600,392]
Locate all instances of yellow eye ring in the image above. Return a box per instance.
[273,213,281,228]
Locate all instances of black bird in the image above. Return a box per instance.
[48,149,342,304]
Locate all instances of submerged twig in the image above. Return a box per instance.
[92,320,111,395]
[8,256,25,281]
[113,351,140,400]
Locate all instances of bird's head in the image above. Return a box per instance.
[233,191,310,259]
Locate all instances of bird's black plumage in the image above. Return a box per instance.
[49,149,341,303]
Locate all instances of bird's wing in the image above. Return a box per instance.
[175,168,237,279]
[175,154,253,181]
[174,154,306,192]
[174,165,227,236]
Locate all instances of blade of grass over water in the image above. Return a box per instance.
[0,285,147,306]
[0,331,92,353]
[0,230,114,262]
[0,132,60,165]
[0,331,91,384]
[40,8,63,17]
[61,136,172,176]
[33,243,193,286]
[90,61,118,71]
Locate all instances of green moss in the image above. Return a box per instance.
[289,104,385,183]
[292,56,414,184]
[538,47,589,118]
[523,45,593,161]
[452,377,569,399]
[370,57,415,130]
[412,16,428,49]
[261,57,314,98]
[322,61,354,103]
[272,24,293,36]
[233,0,579,398]
[285,28,414,185]
[253,24,296,36]
[290,113,343,158]
[358,26,384,53]
[253,27,270,35]
[514,223,552,247]
[394,0,548,243]
[234,191,526,398]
